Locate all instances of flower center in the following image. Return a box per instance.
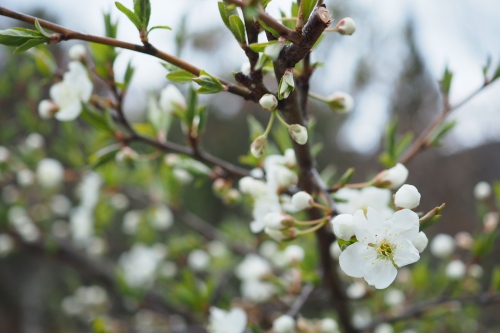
[376,240,395,260]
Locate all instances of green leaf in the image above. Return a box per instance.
[394,132,414,158]
[0,27,45,47]
[440,66,453,96]
[258,19,280,38]
[193,70,224,94]
[185,86,198,127]
[115,2,142,30]
[491,266,500,291]
[14,38,46,54]
[429,120,456,147]
[29,47,57,76]
[123,60,135,87]
[134,0,151,29]
[88,144,120,170]
[218,2,231,28]
[147,25,172,34]
[103,12,119,38]
[249,41,277,53]
[281,10,295,30]
[81,103,114,133]
[34,19,52,38]
[166,70,196,83]
[228,15,246,45]
[261,0,273,9]
[337,168,355,187]
[300,0,317,23]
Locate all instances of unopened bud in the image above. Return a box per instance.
[250,136,267,158]
[445,260,466,280]
[335,17,356,35]
[331,214,355,241]
[327,92,354,113]
[38,100,58,119]
[241,61,251,75]
[284,149,296,168]
[265,227,296,242]
[473,181,491,200]
[273,315,296,333]
[263,212,294,230]
[223,188,241,204]
[212,178,232,195]
[289,124,308,145]
[377,163,409,189]
[116,147,138,162]
[259,94,278,111]
[278,69,295,100]
[483,212,499,233]
[394,184,421,209]
[455,231,473,250]
[68,44,87,60]
[291,191,313,211]
[263,40,284,61]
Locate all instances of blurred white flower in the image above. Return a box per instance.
[51,195,72,216]
[187,249,210,272]
[25,133,45,150]
[430,234,455,258]
[352,307,371,330]
[17,169,35,187]
[68,44,87,60]
[446,260,466,280]
[264,212,293,230]
[50,61,93,121]
[384,289,405,307]
[319,318,339,333]
[469,264,483,279]
[336,187,393,219]
[334,17,356,35]
[38,100,58,119]
[473,181,491,200]
[208,307,247,333]
[77,172,102,209]
[110,193,129,210]
[0,234,14,256]
[161,261,178,278]
[483,212,499,233]
[240,279,274,303]
[394,184,420,209]
[411,232,428,253]
[291,191,313,211]
[374,323,394,333]
[159,84,186,115]
[70,206,94,245]
[283,244,305,264]
[379,163,408,190]
[273,315,295,333]
[36,158,64,188]
[122,210,142,235]
[455,231,473,249]
[207,240,228,258]
[173,168,193,184]
[119,243,164,288]
[284,149,296,168]
[8,207,39,243]
[346,281,366,299]
[150,204,174,231]
[235,254,272,281]
[0,146,10,163]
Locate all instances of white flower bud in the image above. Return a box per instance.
[259,94,278,111]
[331,214,355,241]
[0,146,10,164]
[238,176,266,196]
[159,85,186,115]
[173,168,193,184]
[36,158,64,188]
[25,133,45,150]
[473,181,491,200]
[273,315,296,333]
[265,227,296,242]
[335,17,356,35]
[278,69,295,100]
[483,212,499,233]
[379,163,408,189]
[250,136,267,158]
[445,260,466,280]
[283,244,305,263]
[38,100,58,119]
[116,147,139,162]
[455,231,473,249]
[374,323,394,333]
[430,233,455,258]
[394,184,421,209]
[288,124,308,145]
[276,168,298,189]
[264,41,284,61]
[284,149,296,168]
[319,318,338,333]
[327,92,354,113]
[241,61,251,75]
[329,242,342,260]
[150,204,174,231]
[264,212,293,230]
[68,44,87,60]
[412,232,428,253]
[469,264,483,278]
[0,234,14,256]
[384,289,405,307]
[187,249,210,272]
[291,191,313,210]
[346,281,366,299]
[17,169,34,187]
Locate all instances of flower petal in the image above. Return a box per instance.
[366,207,385,226]
[385,209,420,241]
[363,259,397,289]
[393,238,420,267]
[55,100,82,121]
[339,242,376,278]
[353,210,376,244]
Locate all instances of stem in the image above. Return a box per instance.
[294,216,329,226]
[297,220,326,235]
[312,202,332,212]
[275,111,291,128]
[263,112,276,137]
[308,91,328,103]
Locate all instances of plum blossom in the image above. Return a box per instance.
[394,184,421,209]
[379,163,408,189]
[208,307,247,333]
[339,208,420,289]
[335,187,393,219]
[49,61,93,121]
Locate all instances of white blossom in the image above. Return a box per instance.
[36,158,64,188]
[379,163,408,190]
[384,289,405,307]
[336,187,393,219]
[374,323,394,333]
[429,233,455,258]
[0,146,10,163]
[265,227,289,242]
[119,243,164,288]
[187,249,210,271]
[240,279,274,302]
[207,241,228,258]
[284,149,296,168]
[235,254,271,281]
[208,307,247,333]
[38,100,58,119]
[273,315,295,333]
[445,260,466,280]
[259,240,279,259]
[483,212,499,233]
[150,204,174,231]
[25,133,45,150]
[394,184,420,209]
[283,244,305,263]
[17,169,35,187]
[327,91,354,113]
[77,172,102,209]
[173,168,193,184]
[264,212,292,230]
[241,62,251,75]
[469,264,483,279]
[110,193,130,210]
[335,17,356,35]
[288,124,308,145]
[159,84,186,115]
[411,232,428,253]
[455,231,473,249]
[51,195,72,216]
[239,177,267,197]
[473,181,491,200]
[50,61,93,121]
[291,191,313,211]
[319,318,339,333]
[259,94,278,111]
[70,206,94,245]
[68,44,87,60]
[250,136,267,158]
[346,281,366,299]
[122,210,142,235]
[339,208,420,289]
[331,214,356,241]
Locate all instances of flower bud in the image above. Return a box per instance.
[265,227,296,242]
[373,323,394,333]
[394,184,420,209]
[212,178,232,195]
[259,94,278,111]
[331,214,355,241]
[250,136,267,158]
[291,191,313,211]
[378,163,408,189]
[384,289,405,307]
[411,231,428,253]
[335,17,356,35]
[455,231,473,249]
[223,188,241,204]
[284,149,296,168]
[278,69,295,100]
[273,315,296,333]
[445,260,466,280]
[187,249,210,272]
[326,92,354,113]
[116,147,139,163]
[469,264,483,279]
[25,133,45,150]
[241,61,251,75]
[68,44,87,60]
[483,212,499,233]
[473,181,491,200]
[319,318,338,333]
[276,168,298,189]
[36,158,64,188]
[38,100,58,119]
[159,85,186,115]
[264,41,284,61]
[264,212,293,230]
[239,176,267,196]
[17,169,34,187]
[289,124,308,145]
[0,146,10,164]
[430,233,455,258]
[284,244,305,263]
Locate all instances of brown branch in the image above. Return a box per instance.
[398,81,492,165]
[286,284,315,317]
[362,291,500,331]
[0,6,252,100]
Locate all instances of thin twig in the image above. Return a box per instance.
[286,284,315,317]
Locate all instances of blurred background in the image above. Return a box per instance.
[1,0,500,332]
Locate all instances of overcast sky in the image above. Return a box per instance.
[1,0,500,154]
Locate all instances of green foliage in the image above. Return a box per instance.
[228,15,247,45]
[300,0,317,23]
[337,168,355,187]
[379,119,414,167]
[114,2,143,30]
[440,66,453,96]
[192,70,224,94]
[134,0,151,29]
[166,70,196,83]
[0,22,50,54]
[428,121,457,147]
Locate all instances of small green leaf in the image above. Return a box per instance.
[34,19,52,38]
[261,0,273,9]
[337,168,355,187]
[429,120,456,147]
[217,1,238,28]
[300,0,317,23]
[123,60,135,87]
[147,25,172,34]
[115,2,142,30]
[228,15,246,45]
[14,39,46,54]
[258,19,280,38]
[185,86,198,127]
[134,0,151,29]
[249,41,277,53]
[166,70,196,83]
[88,144,120,170]
[192,70,224,94]
[0,27,45,47]
[395,132,414,158]
[440,66,453,96]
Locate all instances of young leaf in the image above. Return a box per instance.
[34,19,52,38]
[261,0,273,9]
[249,41,276,53]
[185,86,198,127]
[134,0,151,29]
[14,39,47,54]
[0,27,46,47]
[147,25,172,34]
[258,19,280,38]
[337,168,355,187]
[395,132,414,159]
[228,15,246,45]
[429,120,456,147]
[440,66,453,96]
[300,0,317,23]
[166,70,196,83]
[192,70,224,94]
[115,2,142,30]
[123,60,135,87]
